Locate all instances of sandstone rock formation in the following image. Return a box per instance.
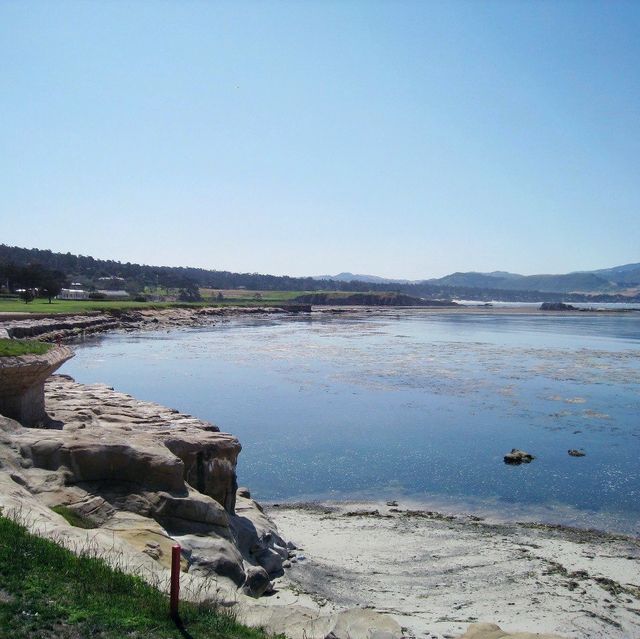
[0,373,401,639]
[0,375,288,589]
[0,346,74,426]
[3,313,121,340]
[0,306,308,343]
[457,623,563,639]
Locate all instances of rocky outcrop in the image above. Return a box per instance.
[0,306,310,343]
[0,375,288,589]
[0,346,74,425]
[539,302,577,311]
[238,605,403,639]
[0,373,405,639]
[3,314,120,340]
[457,623,563,639]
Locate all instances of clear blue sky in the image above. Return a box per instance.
[1,1,638,278]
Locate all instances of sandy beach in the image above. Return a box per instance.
[267,501,640,639]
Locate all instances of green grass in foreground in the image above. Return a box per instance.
[0,514,272,639]
[0,338,53,357]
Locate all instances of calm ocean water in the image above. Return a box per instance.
[61,310,640,534]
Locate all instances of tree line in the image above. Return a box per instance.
[0,261,67,303]
[1,244,638,303]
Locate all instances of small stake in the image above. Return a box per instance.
[170,544,181,619]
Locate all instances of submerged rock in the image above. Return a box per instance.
[504,449,535,464]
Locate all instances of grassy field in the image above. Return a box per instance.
[0,513,272,639]
[0,338,53,357]
[0,298,177,314]
[0,291,316,315]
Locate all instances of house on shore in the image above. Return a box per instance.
[58,288,90,300]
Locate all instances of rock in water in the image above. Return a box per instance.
[503,449,535,464]
[539,302,577,311]
[568,449,586,457]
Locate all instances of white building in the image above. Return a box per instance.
[58,288,90,300]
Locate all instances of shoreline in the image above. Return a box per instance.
[1,301,638,342]
[260,492,640,538]
[267,501,640,639]
[2,306,639,637]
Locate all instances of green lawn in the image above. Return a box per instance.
[0,292,316,315]
[0,338,53,357]
[0,298,177,314]
[0,514,273,639]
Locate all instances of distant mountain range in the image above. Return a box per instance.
[313,272,415,285]
[315,263,640,295]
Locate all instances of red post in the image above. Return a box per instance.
[170,544,181,619]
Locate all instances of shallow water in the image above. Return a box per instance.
[61,310,640,534]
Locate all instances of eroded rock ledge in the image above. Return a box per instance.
[1,306,310,342]
[0,375,288,593]
[0,346,73,425]
[0,374,405,639]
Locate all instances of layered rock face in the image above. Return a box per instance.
[1,306,309,343]
[0,375,289,594]
[0,346,74,425]
[0,370,405,639]
[3,314,120,340]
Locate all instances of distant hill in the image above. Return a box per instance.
[317,264,640,294]
[1,244,638,303]
[426,265,640,293]
[589,263,640,285]
[313,272,414,284]
[427,271,616,293]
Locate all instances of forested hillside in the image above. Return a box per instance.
[1,244,638,303]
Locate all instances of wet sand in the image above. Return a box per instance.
[268,501,640,639]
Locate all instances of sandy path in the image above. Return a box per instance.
[268,502,640,639]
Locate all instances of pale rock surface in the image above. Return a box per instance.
[0,346,73,425]
[458,624,562,639]
[0,374,402,639]
[0,375,288,587]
